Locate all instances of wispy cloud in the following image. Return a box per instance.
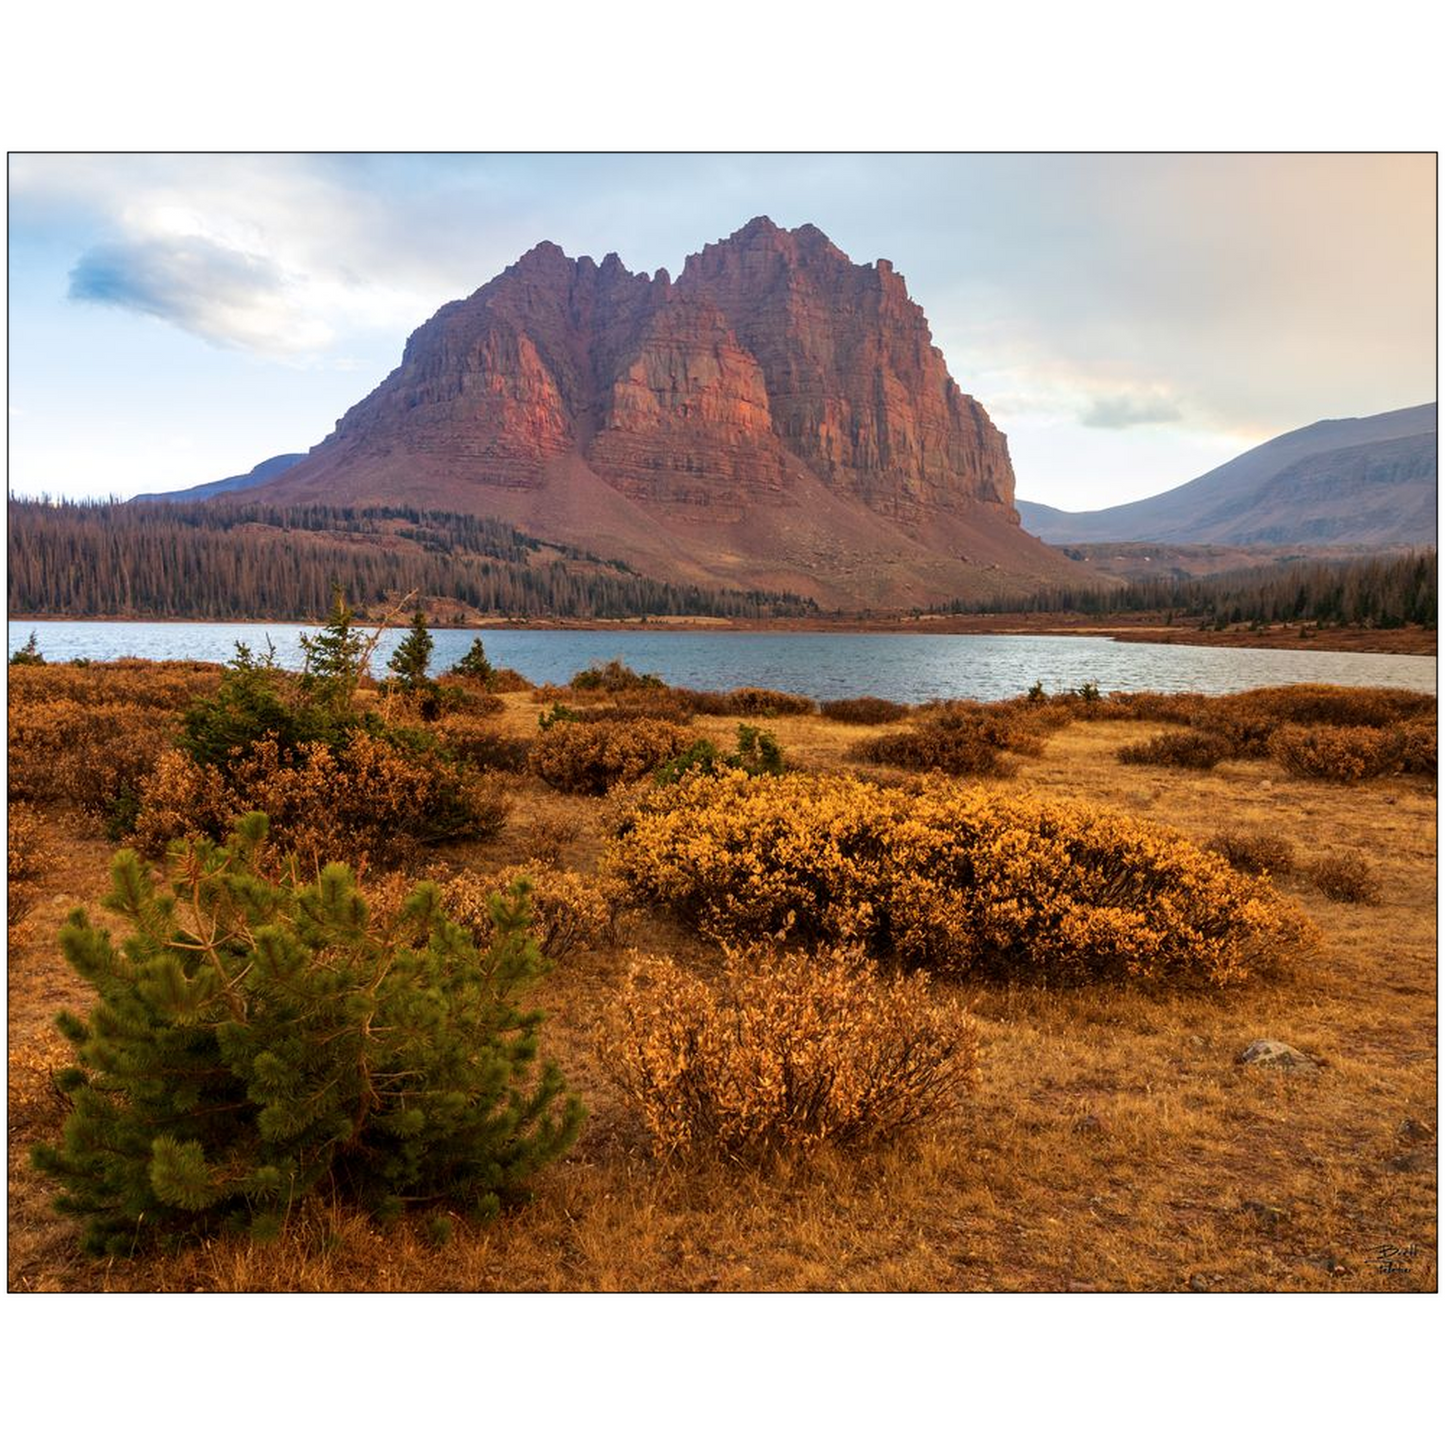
[68,235,333,354]
[1080,391,1184,429]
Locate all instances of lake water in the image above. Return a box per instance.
[7,620,1436,703]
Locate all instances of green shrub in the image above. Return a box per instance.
[387,612,435,694]
[570,658,663,692]
[179,642,342,769]
[32,815,583,1255]
[654,724,786,785]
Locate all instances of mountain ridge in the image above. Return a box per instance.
[1016,403,1436,546]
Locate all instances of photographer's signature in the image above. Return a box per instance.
[1369,1243,1419,1275]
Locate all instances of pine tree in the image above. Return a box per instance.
[299,585,365,709]
[452,637,494,684]
[9,630,44,665]
[388,611,435,692]
[33,814,584,1253]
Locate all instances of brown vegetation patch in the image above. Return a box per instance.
[1306,851,1382,904]
[819,696,912,725]
[601,945,978,1158]
[7,676,1435,1294]
[1119,730,1233,771]
[1204,830,1296,877]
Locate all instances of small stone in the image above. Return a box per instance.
[1239,1199,1290,1229]
[1236,1039,1320,1072]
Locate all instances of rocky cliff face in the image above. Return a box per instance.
[262,219,1078,608]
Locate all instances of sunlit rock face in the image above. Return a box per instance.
[261,219,1079,609]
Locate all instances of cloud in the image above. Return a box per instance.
[1079,391,1184,429]
[68,234,333,354]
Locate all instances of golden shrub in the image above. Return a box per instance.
[1270,724,1404,783]
[611,772,1317,987]
[131,733,509,871]
[447,861,621,960]
[1306,850,1381,904]
[599,945,979,1158]
[529,718,701,794]
[1204,830,1295,877]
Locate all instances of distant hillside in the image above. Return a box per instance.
[134,452,305,504]
[1017,403,1436,546]
[7,498,817,622]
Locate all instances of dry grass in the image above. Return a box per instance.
[7,678,1436,1293]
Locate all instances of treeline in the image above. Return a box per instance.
[941,549,1437,628]
[6,497,818,621]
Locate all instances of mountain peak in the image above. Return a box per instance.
[509,239,574,278]
[247,218,1064,609]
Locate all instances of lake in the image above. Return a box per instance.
[7,620,1436,703]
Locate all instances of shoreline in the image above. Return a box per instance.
[8,614,1436,657]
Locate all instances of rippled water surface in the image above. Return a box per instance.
[9,621,1435,703]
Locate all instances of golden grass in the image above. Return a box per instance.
[7,681,1436,1292]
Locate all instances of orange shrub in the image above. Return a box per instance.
[1392,717,1437,777]
[1270,724,1404,783]
[611,771,1317,987]
[430,715,533,772]
[600,945,979,1158]
[7,697,176,825]
[7,801,59,925]
[529,718,700,794]
[131,733,508,871]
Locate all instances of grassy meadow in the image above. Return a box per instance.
[6,647,1437,1292]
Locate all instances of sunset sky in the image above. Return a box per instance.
[7,152,1435,511]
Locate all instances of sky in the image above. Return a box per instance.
[6,151,1436,512]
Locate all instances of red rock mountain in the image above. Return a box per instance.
[259,218,1082,608]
